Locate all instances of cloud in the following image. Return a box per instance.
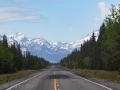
[12,0,23,3]
[0,13,40,22]
[88,23,98,31]
[36,0,57,1]
[0,0,23,3]
[0,28,7,34]
[0,6,45,22]
[94,17,99,21]
[0,0,58,3]
[69,28,73,31]
[0,6,34,13]
[98,2,110,19]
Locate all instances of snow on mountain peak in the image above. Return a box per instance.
[14,32,25,40]
[0,30,99,62]
[68,30,99,50]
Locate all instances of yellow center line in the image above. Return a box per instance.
[54,71,57,90]
[54,72,60,90]
[54,79,57,90]
[54,71,56,75]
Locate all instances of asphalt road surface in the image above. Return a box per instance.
[0,65,120,90]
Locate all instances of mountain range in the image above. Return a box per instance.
[0,30,99,62]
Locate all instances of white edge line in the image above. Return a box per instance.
[6,71,46,90]
[66,71,113,90]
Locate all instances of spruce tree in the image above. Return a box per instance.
[2,34,8,48]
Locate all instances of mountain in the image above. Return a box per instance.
[0,30,99,62]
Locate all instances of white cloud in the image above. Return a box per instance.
[0,0,23,3]
[0,6,44,22]
[0,6,35,13]
[90,23,98,30]
[36,0,59,2]
[12,0,23,3]
[0,0,57,3]
[94,17,99,21]
[69,28,73,31]
[0,13,40,22]
[0,28,7,34]
[98,2,110,19]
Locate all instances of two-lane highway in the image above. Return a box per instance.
[1,65,119,90]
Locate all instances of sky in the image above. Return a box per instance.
[0,0,120,43]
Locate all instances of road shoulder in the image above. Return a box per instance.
[58,66,120,90]
[0,69,46,90]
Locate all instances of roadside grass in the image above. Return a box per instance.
[0,66,51,84]
[0,70,40,84]
[59,66,120,84]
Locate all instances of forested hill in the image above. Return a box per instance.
[0,35,50,74]
[60,5,120,73]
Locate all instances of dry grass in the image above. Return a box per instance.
[0,66,51,84]
[59,66,120,84]
[0,70,40,84]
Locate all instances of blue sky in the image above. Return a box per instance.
[0,0,119,43]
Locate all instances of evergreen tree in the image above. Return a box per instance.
[0,34,50,74]
[60,4,120,73]
[2,34,8,48]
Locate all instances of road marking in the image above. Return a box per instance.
[54,79,57,90]
[54,71,60,90]
[66,71,113,90]
[54,71,57,90]
[6,71,46,90]
[54,71,56,75]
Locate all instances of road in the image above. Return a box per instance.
[1,65,119,90]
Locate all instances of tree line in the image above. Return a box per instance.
[0,35,50,74]
[60,5,120,73]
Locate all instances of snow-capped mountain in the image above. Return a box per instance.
[0,30,99,62]
[52,30,99,52]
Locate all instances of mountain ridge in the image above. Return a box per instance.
[0,30,99,62]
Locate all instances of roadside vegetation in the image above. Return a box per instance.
[0,30,50,84]
[60,4,120,83]
[0,70,38,84]
[0,65,51,84]
[59,66,120,84]
[0,34,50,74]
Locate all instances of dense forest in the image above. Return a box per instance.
[0,35,50,74]
[60,5,120,73]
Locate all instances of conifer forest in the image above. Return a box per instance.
[60,5,120,73]
[0,35,50,74]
